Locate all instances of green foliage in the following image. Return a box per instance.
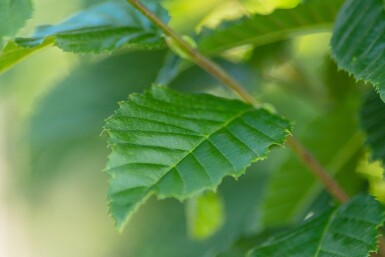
[198,0,344,55]
[105,86,291,229]
[0,0,168,73]
[360,91,385,166]
[186,191,225,239]
[0,0,33,41]
[3,0,385,256]
[249,195,385,257]
[331,0,385,102]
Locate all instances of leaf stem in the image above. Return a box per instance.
[286,137,349,203]
[126,0,349,203]
[127,0,256,105]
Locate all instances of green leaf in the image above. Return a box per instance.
[360,91,385,166]
[18,1,168,52]
[0,38,54,73]
[0,0,169,73]
[198,0,344,55]
[186,191,225,240]
[331,0,385,103]
[105,86,291,230]
[248,195,385,257]
[0,0,33,40]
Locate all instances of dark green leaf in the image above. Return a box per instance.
[198,0,344,55]
[105,86,291,230]
[331,0,385,102]
[248,195,385,257]
[360,91,385,166]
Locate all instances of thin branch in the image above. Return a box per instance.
[127,0,256,105]
[126,0,349,203]
[286,137,349,203]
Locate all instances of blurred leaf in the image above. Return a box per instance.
[261,93,363,227]
[241,0,300,14]
[198,0,344,55]
[104,86,291,230]
[0,38,54,73]
[322,56,361,102]
[0,0,169,73]
[29,50,166,180]
[115,168,270,257]
[0,0,32,41]
[154,52,187,85]
[248,195,384,257]
[331,0,385,103]
[186,191,225,240]
[360,91,385,167]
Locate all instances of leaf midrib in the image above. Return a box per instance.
[313,210,337,257]
[147,106,255,195]
[201,23,332,54]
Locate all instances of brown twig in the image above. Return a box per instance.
[126,0,349,204]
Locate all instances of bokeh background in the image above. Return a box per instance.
[1,0,385,256]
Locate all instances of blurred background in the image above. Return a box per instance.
[1,0,385,256]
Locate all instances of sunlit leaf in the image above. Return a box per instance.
[198,0,344,55]
[186,191,225,239]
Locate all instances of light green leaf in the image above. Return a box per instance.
[198,0,344,55]
[360,91,385,167]
[105,86,291,230]
[331,0,385,103]
[0,0,169,73]
[186,191,225,240]
[0,0,32,40]
[248,195,385,257]
[0,38,53,73]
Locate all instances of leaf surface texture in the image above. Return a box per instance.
[249,195,385,257]
[331,0,385,102]
[105,86,291,229]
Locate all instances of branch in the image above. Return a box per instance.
[126,0,349,204]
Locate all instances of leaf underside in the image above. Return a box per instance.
[0,0,168,73]
[331,0,385,102]
[104,86,291,230]
[248,195,385,257]
[198,0,344,55]
[360,91,385,166]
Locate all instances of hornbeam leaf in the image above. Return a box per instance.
[248,195,385,257]
[104,86,291,230]
[331,0,385,103]
[360,91,385,166]
[198,0,344,55]
[0,0,168,73]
